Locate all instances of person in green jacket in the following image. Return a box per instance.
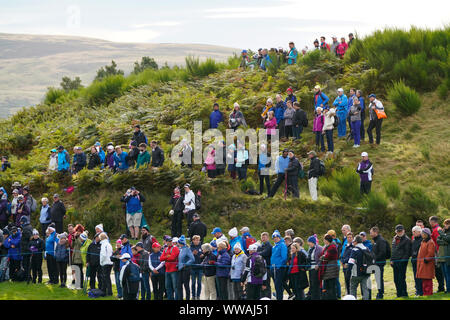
[136,143,151,169]
[437,219,450,293]
[79,232,92,267]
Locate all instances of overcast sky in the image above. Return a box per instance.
[1,0,449,50]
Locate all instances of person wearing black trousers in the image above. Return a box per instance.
[149,242,165,300]
[367,94,385,145]
[19,215,33,283]
[49,194,66,234]
[169,187,184,238]
[86,233,102,290]
[29,229,44,283]
[54,233,69,287]
[257,145,271,196]
[356,90,366,141]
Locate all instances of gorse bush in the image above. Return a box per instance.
[382,177,401,200]
[320,167,361,204]
[402,186,438,217]
[387,80,422,115]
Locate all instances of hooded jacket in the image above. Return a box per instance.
[55,242,69,262]
[20,216,33,253]
[270,238,288,270]
[416,237,436,280]
[45,231,57,257]
[201,251,217,277]
[132,130,147,146]
[391,234,412,261]
[114,151,129,170]
[210,110,224,128]
[136,150,151,168]
[4,230,22,260]
[216,248,231,278]
[177,245,195,271]
[100,239,113,266]
[348,243,369,277]
[230,250,247,280]
[57,149,70,171]
[86,239,101,267]
[50,200,66,222]
[160,244,180,273]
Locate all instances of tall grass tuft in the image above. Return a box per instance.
[361,192,392,228]
[83,74,126,106]
[402,186,438,217]
[387,80,422,115]
[44,87,66,105]
[185,56,220,78]
[319,167,361,204]
[382,177,401,200]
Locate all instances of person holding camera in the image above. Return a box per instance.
[121,187,146,240]
[228,103,246,131]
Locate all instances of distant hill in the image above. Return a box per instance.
[0,33,238,116]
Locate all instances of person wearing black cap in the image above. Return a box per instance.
[267,149,290,198]
[285,150,301,198]
[86,233,102,290]
[188,213,207,244]
[50,194,66,233]
[22,186,37,213]
[132,124,147,147]
[390,224,411,297]
[210,103,224,129]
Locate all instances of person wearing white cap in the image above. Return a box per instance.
[322,107,336,153]
[105,145,116,170]
[333,88,348,138]
[29,228,44,284]
[242,243,266,300]
[119,252,141,300]
[230,242,247,300]
[356,152,373,194]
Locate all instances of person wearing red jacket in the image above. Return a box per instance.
[160,237,180,300]
[429,216,446,292]
[318,234,339,300]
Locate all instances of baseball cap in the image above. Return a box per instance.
[211,227,222,235]
[395,224,404,231]
[361,152,368,157]
[120,234,128,240]
[359,232,367,237]
[368,94,376,98]
[119,253,131,260]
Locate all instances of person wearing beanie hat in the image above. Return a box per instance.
[228,227,244,258]
[228,101,247,131]
[230,240,247,300]
[416,227,436,296]
[19,215,33,283]
[176,234,194,300]
[200,243,217,300]
[29,228,44,284]
[270,229,288,300]
[49,148,58,171]
[319,234,339,300]
[149,241,165,300]
[95,224,104,234]
[391,223,411,298]
[215,241,232,300]
[86,232,102,290]
[242,242,267,300]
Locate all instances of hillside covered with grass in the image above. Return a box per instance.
[0,27,449,241]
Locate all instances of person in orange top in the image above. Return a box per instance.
[417,228,436,296]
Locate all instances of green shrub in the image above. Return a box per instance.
[361,192,392,229]
[319,167,361,204]
[240,177,256,193]
[437,81,449,100]
[267,53,284,76]
[185,56,220,78]
[402,186,438,217]
[382,177,401,200]
[44,87,66,105]
[83,75,126,105]
[387,80,422,115]
[420,143,431,160]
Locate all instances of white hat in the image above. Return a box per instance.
[337,88,344,93]
[361,152,368,157]
[119,253,131,260]
[95,224,104,232]
[329,108,336,115]
[342,295,356,300]
[233,102,240,108]
[248,244,258,251]
[172,237,179,243]
[107,145,114,151]
[233,242,242,251]
[240,226,250,233]
[314,85,321,90]
[316,107,323,112]
[228,227,238,238]
[32,229,39,236]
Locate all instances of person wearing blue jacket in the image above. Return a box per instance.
[149,242,165,300]
[333,88,348,137]
[209,103,224,129]
[4,226,22,280]
[260,49,272,71]
[54,233,69,287]
[189,235,203,300]
[119,234,133,269]
[267,149,290,198]
[215,241,231,300]
[359,232,373,251]
[348,235,371,300]
[274,95,286,138]
[313,85,329,111]
[113,146,129,171]
[44,226,58,284]
[56,145,70,172]
[176,235,195,300]
[270,229,288,300]
[94,142,106,169]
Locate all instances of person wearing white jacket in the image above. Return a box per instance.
[99,232,113,296]
[183,183,196,230]
[322,108,336,153]
[230,242,247,300]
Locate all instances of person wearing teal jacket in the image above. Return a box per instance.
[56,145,70,172]
[333,88,348,137]
[136,143,151,169]
[287,42,298,65]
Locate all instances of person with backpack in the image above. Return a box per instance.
[240,227,256,255]
[119,252,141,300]
[160,236,180,300]
[57,145,71,173]
[288,242,309,300]
[333,88,349,138]
[38,197,52,236]
[0,188,9,230]
[313,85,329,112]
[50,194,66,234]
[270,230,288,300]
[370,227,390,299]
[132,124,147,147]
[19,215,33,283]
[267,149,290,198]
[319,234,339,300]
[390,224,412,298]
[182,184,197,232]
[348,235,371,300]
[357,152,374,194]
[322,108,336,153]
[367,94,385,145]
[292,101,307,140]
[22,186,37,214]
[307,151,323,201]
[242,244,266,300]
[29,229,44,284]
